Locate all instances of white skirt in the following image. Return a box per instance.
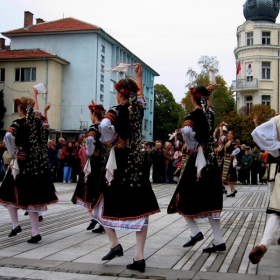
[90,197,148,232]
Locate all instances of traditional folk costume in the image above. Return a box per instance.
[215,143,224,174]
[90,91,160,232]
[0,108,58,211]
[249,115,280,264]
[72,123,103,209]
[167,86,225,253]
[221,139,239,183]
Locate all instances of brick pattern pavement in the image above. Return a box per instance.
[0,183,279,280]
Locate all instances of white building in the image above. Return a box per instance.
[0,11,159,141]
[232,0,280,112]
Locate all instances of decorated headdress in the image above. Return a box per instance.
[15,97,34,111]
[114,79,140,96]
[88,101,106,116]
[190,86,211,100]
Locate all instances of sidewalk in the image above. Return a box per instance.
[0,182,279,280]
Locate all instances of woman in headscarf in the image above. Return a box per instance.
[90,64,160,273]
[167,85,225,253]
[0,88,58,243]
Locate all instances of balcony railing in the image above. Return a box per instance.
[232,78,258,90]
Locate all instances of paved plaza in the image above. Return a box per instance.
[0,182,279,280]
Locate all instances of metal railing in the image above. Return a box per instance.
[232,78,258,90]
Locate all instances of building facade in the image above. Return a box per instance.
[0,12,159,141]
[232,0,280,112]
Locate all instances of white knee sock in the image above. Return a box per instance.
[29,212,39,236]
[208,216,224,245]
[260,213,280,248]
[7,205,19,229]
[184,217,200,237]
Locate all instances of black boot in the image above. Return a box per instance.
[127,258,146,273]
[183,232,204,247]
[102,244,123,261]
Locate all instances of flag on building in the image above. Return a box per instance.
[236,61,241,75]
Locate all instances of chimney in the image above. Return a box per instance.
[0,38,5,50]
[36,18,44,24]
[24,11,33,27]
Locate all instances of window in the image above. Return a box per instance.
[146,97,149,109]
[100,74,104,82]
[262,62,271,79]
[100,84,104,92]
[101,45,105,53]
[101,65,104,72]
[0,68,5,82]
[13,100,17,113]
[246,32,253,46]
[101,55,105,63]
[15,68,36,82]
[262,32,271,45]
[150,121,152,133]
[150,100,153,111]
[245,96,252,112]
[110,80,115,93]
[262,95,271,105]
[100,94,104,102]
[144,119,148,131]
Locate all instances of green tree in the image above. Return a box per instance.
[221,104,275,146]
[153,84,185,142]
[0,89,6,130]
[182,56,235,126]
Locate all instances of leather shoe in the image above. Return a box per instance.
[86,220,97,230]
[183,232,204,247]
[278,237,280,246]
[203,243,226,253]
[8,225,22,237]
[27,234,42,243]
[127,258,146,273]
[92,225,105,233]
[249,245,267,264]
[226,190,237,197]
[102,244,123,261]
[39,216,43,222]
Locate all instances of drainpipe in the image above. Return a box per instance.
[277,30,280,112]
[95,36,99,101]
[45,59,48,106]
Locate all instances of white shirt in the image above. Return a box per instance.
[251,118,280,158]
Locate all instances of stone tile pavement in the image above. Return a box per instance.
[0,181,279,280]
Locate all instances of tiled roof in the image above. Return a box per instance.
[2,18,100,35]
[0,49,69,64]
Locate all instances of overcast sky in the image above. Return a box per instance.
[2,0,279,102]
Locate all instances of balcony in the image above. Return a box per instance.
[232,78,258,91]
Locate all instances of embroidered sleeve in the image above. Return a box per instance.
[99,118,116,144]
[103,107,118,125]
[86,136,96,156]
[181,126,197,151]
[232,147,240,156]
[3,132,16,157]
